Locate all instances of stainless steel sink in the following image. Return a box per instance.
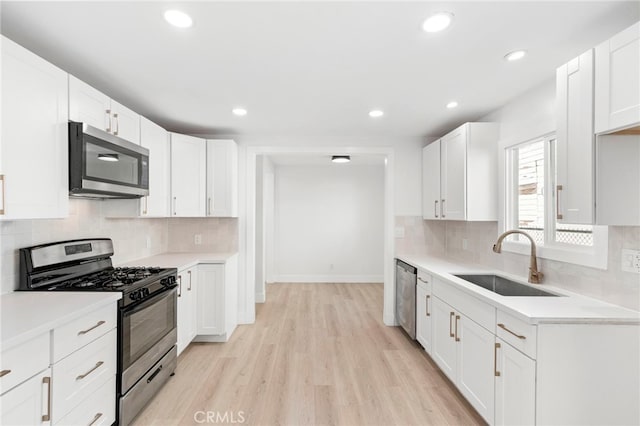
[453,274,561,297]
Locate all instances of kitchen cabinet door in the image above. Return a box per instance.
[1,36,68,220]
[456,314,495,425]
[595,21,640,134]
[415,272,433,354]
[140,117,170,217]
[431,296,457,382]
[170,133,206,217]
[422,140,441,220]
[206,140,239,217]
[0,368,52,426]
[556,49,595,224]
[196,264,225,336]
[495,337,536,426]
[69,75,111,132]
[110,100,140,144]
[441,125,466,220]
[177,267,197,355]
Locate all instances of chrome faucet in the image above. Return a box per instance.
[492,230,544,284]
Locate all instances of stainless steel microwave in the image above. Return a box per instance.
[69,121,149,198]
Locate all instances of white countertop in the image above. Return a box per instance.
[120,252,237,270]
[396,254,640,325]
[0,292,121,351]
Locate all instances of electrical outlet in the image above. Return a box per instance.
[621,249,640,274]
[462,239,468,250]
[194,234,202,245]
[146,236,151,249]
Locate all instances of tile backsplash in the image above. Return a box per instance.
[0,199,238,294]
[395,216,640,311]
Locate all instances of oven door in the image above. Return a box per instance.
[120,287,177,394]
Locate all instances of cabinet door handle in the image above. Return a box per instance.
[76,361,104,381]
[105,109,112,132]
[441,199,446,218]
[208,197,212,216]
[143,196,148,215]
[494,342,501,377]
[89,412,103,426]
[0,369,11,378]
[113,112,119,136]
[42,376,52,421]
[455,315,460,341]
[434,200,438,218]
[449,312,455,337]
[0,174,5,215]
[173,196,177,216]
[187,270,192,291]
[177,275,182,297]
[498,323,526,340]
[77,320,106,336]
[425,295,430,317]
[556,185,564,220]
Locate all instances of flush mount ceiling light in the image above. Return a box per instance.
[504,50,527,62]
[446,101,458,109]
[98,154,119,162]
[369,110,384,118]
[422,12,454,33]
[332,155,351,163]
[164,10,193,28]
[232,108,247,116]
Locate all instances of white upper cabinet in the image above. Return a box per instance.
[595,21,640,134]
[206,140,238,217]
[69,75,140,144]
[1,36,69,220]
[556,49,595,224]
[170,133,206,217]
[140,117,170,217]
[422,123,498,221]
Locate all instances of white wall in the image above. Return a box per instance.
[273,164,384,282]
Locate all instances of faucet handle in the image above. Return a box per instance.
[529,269,544,284]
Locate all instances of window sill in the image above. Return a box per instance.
[501,227,608,270]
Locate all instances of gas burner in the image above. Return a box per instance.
[72,280,97,288]
[104,280,125,288]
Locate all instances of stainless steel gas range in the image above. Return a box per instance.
[19,238,178,425]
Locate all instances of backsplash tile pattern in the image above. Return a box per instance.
[396,216,640,311]
[1,200,239,294]
[394,216,446,257]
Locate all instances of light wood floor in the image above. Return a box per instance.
[133,283,485,426]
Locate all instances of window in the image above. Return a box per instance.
[505,134,605,269]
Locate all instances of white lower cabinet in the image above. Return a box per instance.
[495,337,536,426]
[432,295,495,424]
[177,266,198,355]
[0,368,52,426]
[415,271,432,353]
[55,376,115,426]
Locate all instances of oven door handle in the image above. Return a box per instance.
[124,287,177,316]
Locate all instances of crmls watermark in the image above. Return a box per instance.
[193,411,246,424]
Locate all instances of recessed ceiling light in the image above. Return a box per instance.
[422,12,454,33]
[164,10,193,28]
[369,110,384,118]
[504,50,527,62]
[332,155,351,163]
[232,108,247,116]
[446,101,458,109]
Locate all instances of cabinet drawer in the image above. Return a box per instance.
[52,328,116,423]
[417,270,432,292]
[52,303,116,362]
[496,310,537,359]
[433,278,495,331]
[0,332,49,395]
[55,376,115,426]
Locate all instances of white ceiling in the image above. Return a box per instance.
[1,1,638,139]
[267,153,386,166]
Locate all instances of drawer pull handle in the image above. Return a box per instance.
[89,412,103,426]
[147,364,163,383]
[494,342,501,377]
[78,320,106,336]
[0,369,11,378]
[76,361,104,381]
[417,277,429,284]
[455,315,461,342]
[425,295,430,317]
[498,323,526,340]
[449,312,455,338]
[42,376,52,421]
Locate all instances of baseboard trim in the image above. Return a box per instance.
[272,274,384,283]
[256,292,266,303]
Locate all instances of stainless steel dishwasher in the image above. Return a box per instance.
[395,259,417,339]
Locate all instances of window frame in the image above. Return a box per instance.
[503,133,608,270]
